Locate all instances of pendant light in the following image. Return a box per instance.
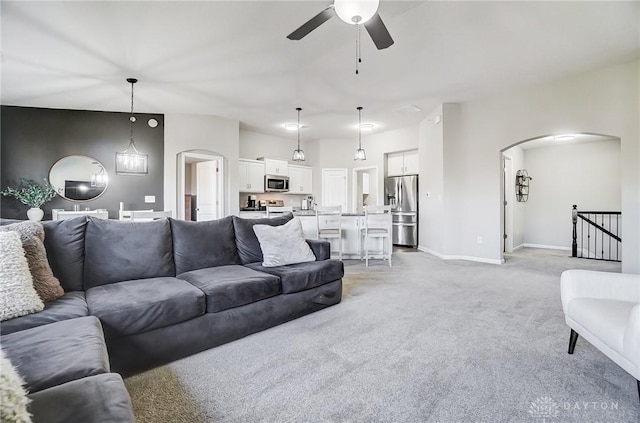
[116,78,148,175]
[354,106,367,161]
[292,107,305,162]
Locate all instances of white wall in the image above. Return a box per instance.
[522,139,621,248]
[418,105,444,254]
[164,113,240,217]
[239,129,310,162]
[442,60,639,272]
[310,126,419,211]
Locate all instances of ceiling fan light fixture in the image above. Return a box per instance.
[334,0,379,25]
[284,122,299,131]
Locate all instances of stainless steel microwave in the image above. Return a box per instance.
[265,175,289,192]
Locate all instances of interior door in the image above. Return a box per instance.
[196,160,219,221]
[322,168,347,210]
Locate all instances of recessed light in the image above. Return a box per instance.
[284,123,299,131]
[554,134,575,141]
[148,118,158,128]
[359,123,374,131]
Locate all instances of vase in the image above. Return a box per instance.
[27,208,44,222]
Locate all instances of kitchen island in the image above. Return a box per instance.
[237,211,384,259]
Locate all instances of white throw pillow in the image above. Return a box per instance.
[253,217,316,267]
[0,231,44,321]
[0,348,32,423]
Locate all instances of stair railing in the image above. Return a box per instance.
[572,205,621,262]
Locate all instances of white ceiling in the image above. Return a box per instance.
[1,1,638,141]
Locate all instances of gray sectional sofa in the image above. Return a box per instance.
[1,213,344,422]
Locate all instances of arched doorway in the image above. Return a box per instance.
[500,132,621,262]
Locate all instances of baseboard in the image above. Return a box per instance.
[417,246,504,265]
[522,243,570,251]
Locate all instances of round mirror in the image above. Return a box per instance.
[49,155,109,202]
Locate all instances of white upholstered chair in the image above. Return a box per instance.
[315,205,343,260]
[561,269,640,401]
[359,205,392,267]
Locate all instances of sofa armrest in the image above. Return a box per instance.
[623,303,640,363]
[560,270,640,314]
[306,239,330,261]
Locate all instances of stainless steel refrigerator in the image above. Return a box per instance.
[384,175,418,247]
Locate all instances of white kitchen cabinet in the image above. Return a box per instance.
[387,149,418,176]
[239,159,265,193]
[260,158,288,176]
[287,165,313,194]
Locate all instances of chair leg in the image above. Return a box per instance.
[388,237,392,267]
[568,329,579,354]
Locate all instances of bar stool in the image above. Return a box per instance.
[359,205,392,267]
[316,205,343,260]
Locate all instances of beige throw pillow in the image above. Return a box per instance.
[0,348,32,423]
[253,217,316,267]
[0,221,64,302]
[0,231,45,321]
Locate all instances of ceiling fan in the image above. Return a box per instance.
[287,0,394,50]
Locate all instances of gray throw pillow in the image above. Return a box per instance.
[0,231,44,321]
[0,221,64,302]
[253,218,316,267]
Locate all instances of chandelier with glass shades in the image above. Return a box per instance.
[116,78,148,175]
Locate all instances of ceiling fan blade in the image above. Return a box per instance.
[364,13,394,50]
[287,6,335,41]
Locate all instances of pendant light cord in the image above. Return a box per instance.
[297,107,301,150]
[358,106,362,149]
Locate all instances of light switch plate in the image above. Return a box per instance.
[144,195,156,203]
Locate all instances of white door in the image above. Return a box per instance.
[196,160,219,221]
[322,168,348,211]
[503,155,514,253]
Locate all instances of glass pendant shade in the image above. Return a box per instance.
[292,107,305,162]
[354,106,367,161]
[354,148,367,161]
[116,78,148,175]
[334,0,379,25]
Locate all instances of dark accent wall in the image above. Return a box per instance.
[1,106,164,220]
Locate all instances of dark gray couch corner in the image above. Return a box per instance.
[1,214,344,422]
[29,373,135,423]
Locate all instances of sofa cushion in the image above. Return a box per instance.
[232,214,293,264]
[0,221,64,302]
[0,291,88,336]
[28,373,135,423]
[43,217,88,292]
[253,217,316,267]
[2,316,109,393]
[170,216,240,274]
[246,259,344,294]
[178,265,281,313]
[0,230,44,321]
[86,277,206,337]
[84,217,175,289]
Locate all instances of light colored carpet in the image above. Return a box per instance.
[125,248,639,422]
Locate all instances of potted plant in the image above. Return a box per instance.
[1,178,57,221]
